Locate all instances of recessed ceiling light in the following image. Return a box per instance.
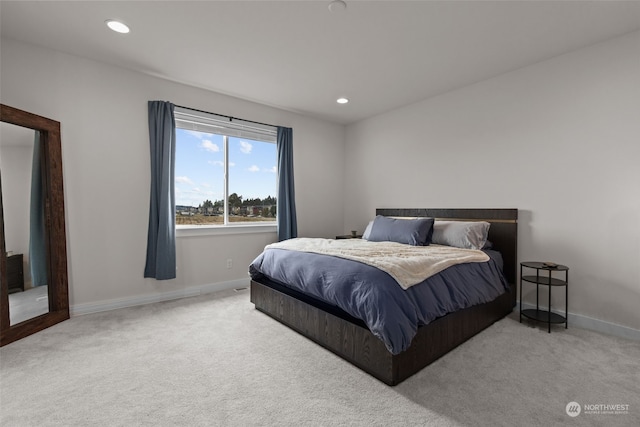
[106,20,130,34]
[337,98,349,104]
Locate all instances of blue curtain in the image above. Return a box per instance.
[276,127,297,241]
[144,101,177,280]
[29,131,47,287]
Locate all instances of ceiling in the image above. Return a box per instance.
[1,1,639,125]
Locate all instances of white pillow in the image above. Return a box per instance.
[431,221,490,250]
[362,221,374,240]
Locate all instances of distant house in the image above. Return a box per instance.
[175,205,196,216]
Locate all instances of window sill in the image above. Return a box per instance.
[176,223,277,238]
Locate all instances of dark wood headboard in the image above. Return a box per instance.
[376,208,518,287]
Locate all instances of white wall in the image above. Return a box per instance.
[3,31,637,335]
[345,31,640,331]
[1,38,345,310]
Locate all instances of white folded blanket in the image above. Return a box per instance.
[265,238,489,290]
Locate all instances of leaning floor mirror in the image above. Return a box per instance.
[0,104,69,346]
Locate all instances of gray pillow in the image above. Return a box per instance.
[366,216,434,246]
[431,221,490,250]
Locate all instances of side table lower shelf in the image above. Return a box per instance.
[521,309,566,324]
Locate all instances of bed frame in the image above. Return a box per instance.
[250,208,518,385]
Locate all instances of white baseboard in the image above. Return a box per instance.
[70,278,250,317]
[518,301,640,341]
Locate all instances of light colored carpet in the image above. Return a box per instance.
[1,288,638,427]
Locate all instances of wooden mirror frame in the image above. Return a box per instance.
[0,104,69,346]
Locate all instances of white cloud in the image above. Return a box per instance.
[200,140,220,152]
[185,130,206,139]
[176,176,195,185]
[176,186,220,207]
[269,166,277,173]
[239,140,253,154]
[248,165,260,173]
[208,160,235,167]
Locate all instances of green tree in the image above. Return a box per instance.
[228,193,242,213]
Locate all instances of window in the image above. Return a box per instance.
[174,107,277,227]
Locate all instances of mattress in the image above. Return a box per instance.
[249,242,508,355]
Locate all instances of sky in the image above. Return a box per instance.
[175,129,277,207]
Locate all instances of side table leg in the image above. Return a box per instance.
[565,270,569,329]
[548,270,552,333]
[519,264,523,324]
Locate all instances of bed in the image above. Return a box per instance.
[250,208,518,385]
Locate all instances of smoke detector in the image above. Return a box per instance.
[328,0,347,13]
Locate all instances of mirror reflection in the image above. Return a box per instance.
[0,121,49,325]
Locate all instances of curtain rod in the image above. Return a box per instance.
[174,104,279,130]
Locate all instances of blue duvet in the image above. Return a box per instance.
[249,247,508,355]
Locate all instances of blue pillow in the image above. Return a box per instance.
[366,216,434,246]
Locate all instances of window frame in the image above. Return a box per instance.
[173,107,278,234]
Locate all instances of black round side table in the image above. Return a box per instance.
[519,261,569,333]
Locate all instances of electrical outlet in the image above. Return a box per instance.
[226,259,233,269]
